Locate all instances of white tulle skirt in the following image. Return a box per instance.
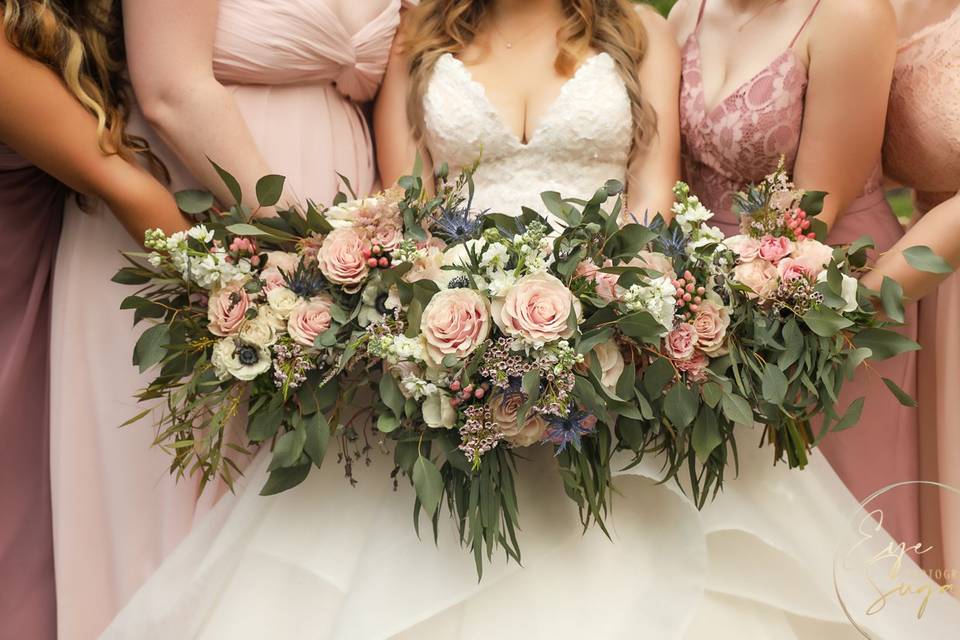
[101,425,960,639]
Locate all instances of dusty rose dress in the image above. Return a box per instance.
[49,2,407,638]
[0,143,62,638]
[680,0,920,545]
[884,4,960,579]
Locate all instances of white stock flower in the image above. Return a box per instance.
[480,243,510,270]
[675,200,714,234]
[186,224,215,244]
[486,269,518,298]
[623,275,677,335]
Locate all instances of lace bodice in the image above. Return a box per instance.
[884,5,960,211]
[423,52,632,221]
[212,0,408,101]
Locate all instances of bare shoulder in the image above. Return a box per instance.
[812,0,896,40]
[664,0,696,39]
[634,4,681,66]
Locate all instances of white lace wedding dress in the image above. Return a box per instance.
[102,52,960,639]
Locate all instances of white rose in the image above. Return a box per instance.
[266,286,300,319]
[239,310,279,347]
[591,341,626,394]
[423,391,456,428]
[818,271,860,313]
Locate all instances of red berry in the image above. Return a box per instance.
[474,388,485,399]
[372,245,382,256]
[367,258,378,268]
[807,232,816,239]
[684,271,694,280]
[801,220,811,230]
[378,257,389,268]
[450,380,461,392]
[685,283,695,293]
[683,293,692,302]
[450,398,460,407]
[697,287,706,295]
[693,296,702,304]
[689,304,699,312]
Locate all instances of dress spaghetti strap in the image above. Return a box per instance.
[789,0,823,47]
[694,0,708,33]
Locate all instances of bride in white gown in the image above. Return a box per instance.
[104,1,960,638]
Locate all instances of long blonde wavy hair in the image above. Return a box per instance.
[2,0,163,175]
[404,0,657,151]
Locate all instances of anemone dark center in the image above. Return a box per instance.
[237,345,260,366]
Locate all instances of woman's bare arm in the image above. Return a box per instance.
[793,0,898,230]
[627,6,682,223]
[0,33,189,241]
[861,194,960,300]
[122,0,287,211]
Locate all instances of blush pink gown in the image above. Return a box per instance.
[49,2,407,638]
[884,3,960,581]
[0,143,62,639]
[680,0,920,546]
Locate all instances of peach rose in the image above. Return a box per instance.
[664,323,698,360]
[420,288,491,363]
[692,301,730,356]
[369,220,404,253]
[676,350,709,382]
[724,235,761,262]
[260,266,287,294]
[287,296,334,348]
[591,341,626,393]
[574,259,621,303]
[632,251,676,279]
[777,257,814,283]
[489,391,548,447]
[264,251,299,274]
[790,239,834,276]
[732,259,778,299]
[207,282,251,336]
[318,228,368,290]
[404,246,446,284]
[492,272,582,343]
[758,235,793,264]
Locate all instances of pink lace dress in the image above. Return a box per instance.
[884,3,960,580]
[49,2,408,638]
[680,0,920,545]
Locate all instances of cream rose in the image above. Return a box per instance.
[664,323,699,360]
[489,391,548,447]
[492,272,582,343]
[239,310,279,347]
[692,300,730,356]
[420,288,491,364]
[207,282,251,337]
[732,259,778,299]
[790,239,834,276]
[287,297,334,348]
[266,286,299,319]
[724,235,762,262]
[404,246,446,284]
[318,227,369,290]
[590,341,626,393]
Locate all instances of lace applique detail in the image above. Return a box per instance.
[423,52,632,223]
[884,7,960,209]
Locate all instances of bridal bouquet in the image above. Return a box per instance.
[617,167,919,504]
[114,168,439,493]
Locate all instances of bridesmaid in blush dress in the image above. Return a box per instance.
[869,0,960,583]
[0,6,187,637]
[669,0,921,546]
[49,1,414,637]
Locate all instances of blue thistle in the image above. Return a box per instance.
[282,261,326,298]
[545,410,598,454]
[432,205,483,243]
[660,226,687,260]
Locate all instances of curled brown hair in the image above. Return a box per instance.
[2,0,164,176]
[404,0,657,151]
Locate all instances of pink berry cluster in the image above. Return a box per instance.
[448,378,490,408]
[673,270,708,321]
[785,208,816,241]
[361,244,392,270]
[226,236,261,266]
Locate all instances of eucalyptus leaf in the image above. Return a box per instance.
[664,383,698,429]
[692,407,723,461]
[904,245,953,274]
[832,397,866,432]
[303,412,330,467]
[255,174,286,207]
[379,374,404,419]
[133,324,170,372]
[761,363,788,406]
[260,463,310,496]
[268,428,307,471]
[175,189,215,214]
[801,306,853,337]
[413,456,444,517]
[721,393,753,426]
[881,377,918,408]
[853,328,920,361]
[211,160,243,205]
[880,277,905,324]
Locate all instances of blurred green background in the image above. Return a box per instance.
[643,0,679,15]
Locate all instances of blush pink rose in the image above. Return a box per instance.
[692,301,730,356]
[632,251,676,279]
[664,323,699,360]
[676,350,709,382]
[489,391,549,447]
[574,259,621,303]
[318,228,369,290]
[260,266,287,294]
[492,272,582,343]
[404,246,445,284]
[265,251,299,274]
[287,296,334,348]
[370,220,404,253]
[724,235,762,262]
[790,239,834,276]
[207,283,251,337]
[420,288,491,363]
[758,235,793,264]
[732,259,778,299]
[777,257,814,283]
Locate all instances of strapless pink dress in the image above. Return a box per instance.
[884,4,960,581]
[49,2,406,638]
[0,144,62,639]
[679,0,919,546]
